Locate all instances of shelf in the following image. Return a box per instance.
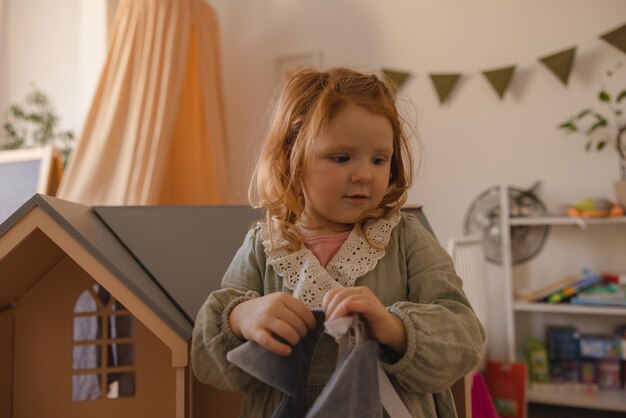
[498,184,626,413]
[514,302,626,316]
[509,216,626,227]
[528,384,626,412]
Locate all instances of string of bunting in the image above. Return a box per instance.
[381,22,626,104]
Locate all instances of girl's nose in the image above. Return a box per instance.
[351,164,373,183]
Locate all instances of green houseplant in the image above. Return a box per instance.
[1,84,75,165]
[558,63,626,206]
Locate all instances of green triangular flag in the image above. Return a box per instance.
[381,68,411,91]
[482,66,516,99]
[429,74,462,104]
[539,47,576,85]
[600,23,626,54]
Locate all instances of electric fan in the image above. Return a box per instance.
[464,182,550,265]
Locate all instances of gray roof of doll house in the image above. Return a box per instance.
[0,194,262,341]
[0,194,433,342]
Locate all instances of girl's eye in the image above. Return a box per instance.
[372,156,388,165]
[330,155,350,163]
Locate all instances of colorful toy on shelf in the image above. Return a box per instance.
[579,360,597,384]
[602,272,626,285]
[526,338,550,383]
[546,326,581,361]
[566,197,624,218]
[545,327,582,383]
[596,359,621,389]
[579,336,622,359]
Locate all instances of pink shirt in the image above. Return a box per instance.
[303,231,351,267]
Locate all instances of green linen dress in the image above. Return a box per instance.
[192,212,485,418]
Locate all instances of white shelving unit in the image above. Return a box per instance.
[527,385,626,412]
[498,184,626,412]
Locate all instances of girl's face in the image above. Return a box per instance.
[300,104,393,236]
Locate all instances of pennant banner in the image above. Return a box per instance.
[382,68,411,92]
[379,22,624,105]
[600,23,626,54]
[429,74,462,104]
[539,47,576,85]
[483,66,516,99]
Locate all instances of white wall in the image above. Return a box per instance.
[0,0,106,142]
[211,0,626,229]
[209,0,626,360]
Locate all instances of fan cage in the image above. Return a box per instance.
[464,186,550,266]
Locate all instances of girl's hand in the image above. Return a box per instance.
[229,292,317,356]
[322,286,407,355]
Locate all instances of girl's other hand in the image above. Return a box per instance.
[229,293,317,356]
[322,286,407,355]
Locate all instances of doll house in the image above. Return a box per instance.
[0,194,468,418]
[0,194,259,418]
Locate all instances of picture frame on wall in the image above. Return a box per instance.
[275,51,323,84]
[0,145,64,223]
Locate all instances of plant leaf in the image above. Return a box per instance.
[599,91,611,102]
[576,109,592,119]
[587,117,608,135]
[585,141,592,151]
[10,105,25,118]
[617,90,626,103]
[596,141,607,150]
[3,85,74,151]
[558,121,578,132]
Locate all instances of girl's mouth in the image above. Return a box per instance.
[345,195,369,201]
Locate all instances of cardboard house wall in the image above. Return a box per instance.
[0,194,467,418]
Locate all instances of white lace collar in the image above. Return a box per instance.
[259,213,401,308]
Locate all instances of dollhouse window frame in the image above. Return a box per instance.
[71,284,136,402]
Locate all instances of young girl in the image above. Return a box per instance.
[192,67,485,417]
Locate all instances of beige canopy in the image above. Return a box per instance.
[58,0,229,205]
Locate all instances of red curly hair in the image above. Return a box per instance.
[250,66,414,251]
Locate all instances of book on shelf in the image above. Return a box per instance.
[546,271,602,303]
[570,284,626,307]
[522,274,579,302]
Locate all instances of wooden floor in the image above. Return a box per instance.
[529,404,626,418]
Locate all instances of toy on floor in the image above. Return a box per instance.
[566,197,624,218]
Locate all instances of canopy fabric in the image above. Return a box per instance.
[58,0,229,205]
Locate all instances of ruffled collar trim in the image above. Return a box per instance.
[259,213,401,308]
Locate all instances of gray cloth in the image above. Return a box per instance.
[227,310,383,418]
[227,310,326,418]
[306,339,382,418]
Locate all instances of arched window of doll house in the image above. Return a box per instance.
[72,284,136,401]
